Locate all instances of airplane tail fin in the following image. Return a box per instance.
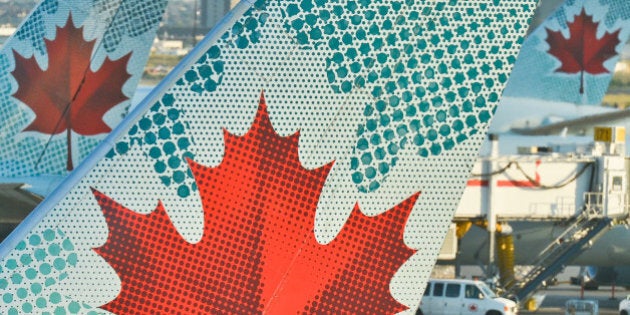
[502,0,630,106]
[0,1,536,313]
[0,0,167,178]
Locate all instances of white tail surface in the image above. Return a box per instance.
[0,0,536,313]
[0,0,167,179]
[493,0,630,132]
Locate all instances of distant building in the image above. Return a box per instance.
[0,24,16,37]
[152,38,188,56]
[200,0,238,30]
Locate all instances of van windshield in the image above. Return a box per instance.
[477,282,496,298]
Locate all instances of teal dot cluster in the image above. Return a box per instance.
[107,1,270,198]
[600,0,630,28]
[280,0,532,192]
[93,0,169,53]
[0,229,96,314]
[107,93,197,198]
[175,44,225,94]
[225,0,269,50]
[0,53,26,176]
[551,0,577,28]
[15,0,59,55]
[175,0,268,94]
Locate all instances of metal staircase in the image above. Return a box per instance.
[501,208,613,303]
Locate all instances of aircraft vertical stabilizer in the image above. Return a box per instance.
[0,0,168,184]
[0,1,535,313]
[493,0,630,132]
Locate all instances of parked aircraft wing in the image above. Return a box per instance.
[511,107,630,135]
[0,0,535,313]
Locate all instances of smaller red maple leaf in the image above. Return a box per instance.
[546,8,621,94]
[11,14,131,170]
[93,92,420,314]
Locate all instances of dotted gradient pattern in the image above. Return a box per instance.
[0,0,537,312]
[600,0,630,27]
[94,96,418,313]
[15,0,59,55]
[176,0,270,93]
[0,229,97,314]
[93,0,168,52]
[174,0,269,94]
[551,0,577,28]
[501,0,630,105]
[547,0,630,29]
[109,0,270,196]
[280,0,533,192]
[106,93,198,198]
[112,0,534,196]
[0,0,166,178]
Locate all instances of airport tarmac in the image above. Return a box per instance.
[520,284,627,315]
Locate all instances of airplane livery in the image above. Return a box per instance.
[492,0,630,133]
[0,0,536,313]
[0,0,167,185]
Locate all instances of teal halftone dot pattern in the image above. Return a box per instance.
[0,229,96,314]
[501,0,630,107]
[600,0,630,27]
[550,0,578,28]
[93,0,168,52]
[224,0,270,50]
[1,0,168,178]
[548,0,630,31]
[279,0,532,192]
[0,53,22,173]
[174,0,269,94]
[0,0,537,311]
[15,0,59,55]
[175,45,226,94]
[107,93,198,198]
[108,0,270,198]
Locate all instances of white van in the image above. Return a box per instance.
[618,295,630,315]
[565,299,598,315]
[416,279,518,315]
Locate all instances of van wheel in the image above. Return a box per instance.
[486,311,502,315]
[415,308,424,315]
[621,310,628,315]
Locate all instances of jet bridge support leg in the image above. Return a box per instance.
[454,221,473,278]
[497,233,516,288]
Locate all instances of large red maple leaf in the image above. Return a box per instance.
[93,92,419,314]
[11,14,131,170]
[546,9,621,94]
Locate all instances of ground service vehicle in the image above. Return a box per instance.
[417,279,518,315]
[565,299,598,315]
[619,295,630,315]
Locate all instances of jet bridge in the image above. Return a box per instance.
[451,127,630,307]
